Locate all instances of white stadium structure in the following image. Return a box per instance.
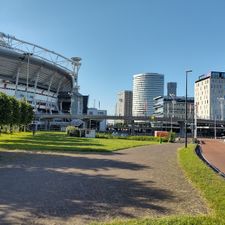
[0,32,88,119]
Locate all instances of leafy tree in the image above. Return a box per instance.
[19,100,34,126]
[26,104,34,125]
[9,96,20,125]
[0,92,12,126]
[0,92,34,132]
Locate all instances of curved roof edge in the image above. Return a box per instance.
[133,73,164,78]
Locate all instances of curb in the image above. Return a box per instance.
[195,145,225,179]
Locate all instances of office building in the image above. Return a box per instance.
[153,96,194,119]
[195,71,225,120]
[167,82,177,96]
[132,73,164,116]
[115,90,133,117]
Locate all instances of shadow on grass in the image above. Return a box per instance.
[0,151,175,224]
[0,132,107,152]
[0,132,151,153]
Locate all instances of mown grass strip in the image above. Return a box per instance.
[178,144,225,218]
[0,131,156,152]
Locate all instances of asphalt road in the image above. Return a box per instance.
[200,139,225,174]
[0,144,208,225]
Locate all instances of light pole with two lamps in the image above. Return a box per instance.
[185,70,192,148]
[169,93,176,132]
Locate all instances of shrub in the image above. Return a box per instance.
[96,133,168,142]
[168,132,176,142]
[66,126,78,136]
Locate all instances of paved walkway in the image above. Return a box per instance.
[200,139,225,174]
[0,144,208,225]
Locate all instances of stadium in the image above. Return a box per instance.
[0,32,90,128]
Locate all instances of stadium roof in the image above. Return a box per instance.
[0,32,76,93]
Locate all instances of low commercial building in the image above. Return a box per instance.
[87,108,107,131]
[153,96,194,120]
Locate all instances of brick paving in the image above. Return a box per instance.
[0,144,208,225]
[200,139,225,174]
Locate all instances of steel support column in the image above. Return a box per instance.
[33,67,42,110]
[46,74,54,114]
[14,66,21,97]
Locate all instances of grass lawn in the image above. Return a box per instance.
[92,144,225,225]
[0,131,157,152]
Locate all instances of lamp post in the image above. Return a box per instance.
[216,97,225,138]
[70,57,82,115]
[194,102,198,139]
[217,97,225,121]
[169,94,176,132]
[185,70,192,148]
[214,115,217,139]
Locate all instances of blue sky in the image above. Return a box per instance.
[1,0,225,114]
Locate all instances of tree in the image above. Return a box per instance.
[9,96,20,124]
[19,100,34,126]
[0,92,12,129]
[0,92,34,132]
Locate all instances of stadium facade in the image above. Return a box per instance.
[0,32,88,115]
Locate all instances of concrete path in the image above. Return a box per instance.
[200,139,225,174]
[0,144,208,225]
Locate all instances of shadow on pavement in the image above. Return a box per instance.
[0,151,175,224]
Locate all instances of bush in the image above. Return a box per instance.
[66,126,78,136]
[96,133,114,139]
[168,132,176,142]
[96,133,168,142]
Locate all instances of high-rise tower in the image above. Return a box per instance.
[132,73,164,116]
[167,82,177,96]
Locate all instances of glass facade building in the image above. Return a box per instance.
[132,73,164,116]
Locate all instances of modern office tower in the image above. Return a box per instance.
[132,73,164,116]
[115,90,133,117]
[195,71,225,120]
[153,96,194,119]
[167,82,177,96]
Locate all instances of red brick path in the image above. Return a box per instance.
[200,139,225,174]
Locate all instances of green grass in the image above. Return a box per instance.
[0,131,157,152]
[91,144,225,225]
[178,144,225,219]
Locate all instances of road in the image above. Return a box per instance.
[0,144,208,225]
[200,139,225,174]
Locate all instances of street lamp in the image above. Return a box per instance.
[214,114,217,139]
[215,97,225,139]
[217,97,225,121]
[169,94,176,132]
[194,102,198,139]
[70,57,82,115]
[185,70,192,148]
